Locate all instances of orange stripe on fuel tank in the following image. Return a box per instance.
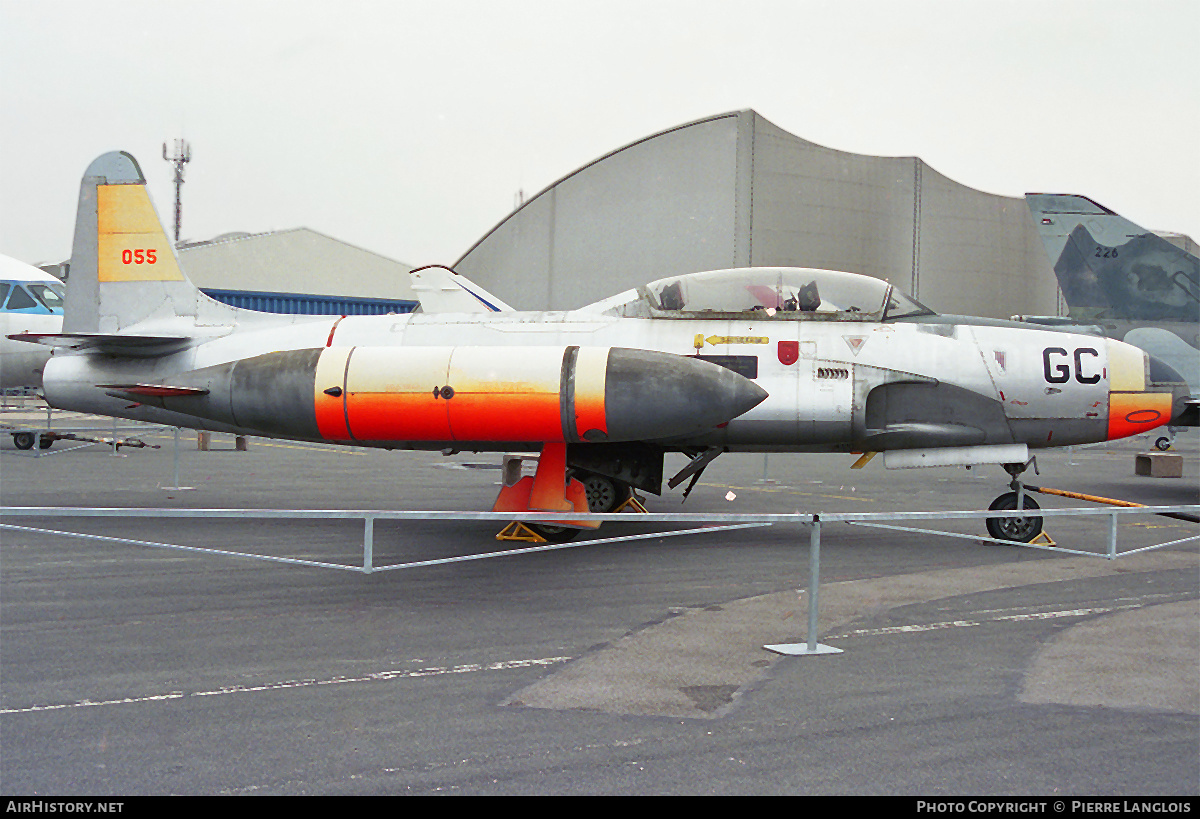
[1107,392,1172,440]
[317,346,618,444]
[343,347,452,441]
[572,346,609,441]
[447,347,565,441]
[347,392,453,440]
[450,394,565,441]
[313,347,353,440]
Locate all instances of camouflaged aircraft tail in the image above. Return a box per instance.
[1026,193,1198,324]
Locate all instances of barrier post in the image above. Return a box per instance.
[363,515,375,574]
[806,517,821,653]
[162,428,194,491]
[764,516,843,657]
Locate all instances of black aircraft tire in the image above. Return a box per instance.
[12,432,35,450]
[986,492,1043,543]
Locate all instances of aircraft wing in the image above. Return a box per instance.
[409,266,514,313]
[7,332,196,358]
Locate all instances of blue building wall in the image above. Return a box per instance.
[202,289,417,316]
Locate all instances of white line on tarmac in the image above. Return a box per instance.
[827,602,1144,640]
[0,656,572,715]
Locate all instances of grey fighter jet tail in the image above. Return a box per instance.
[1025,193,1198,324]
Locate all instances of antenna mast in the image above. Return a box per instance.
[162,139,192,244]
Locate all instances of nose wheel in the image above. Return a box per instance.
[986,491,1043,542]
[987,460,1045,543]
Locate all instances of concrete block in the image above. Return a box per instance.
[1134,452,1183,478]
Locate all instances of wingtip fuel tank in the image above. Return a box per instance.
[85,345,768,447]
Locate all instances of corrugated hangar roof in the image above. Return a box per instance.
[178,227,416,301]
[452,109,1104,319]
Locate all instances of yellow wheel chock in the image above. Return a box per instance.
[613,494,649,514]
[1028,530,1057,547]
[495,522,549,543]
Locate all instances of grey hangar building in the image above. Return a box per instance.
[53,110,1195,320]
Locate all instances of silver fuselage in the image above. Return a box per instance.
[42,308,1146,453]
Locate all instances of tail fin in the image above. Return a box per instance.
[64,151,236,334]
[1025,193,1199,324]
[408,265,515,313]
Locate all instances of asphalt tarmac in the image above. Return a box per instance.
[1,411,1197,796]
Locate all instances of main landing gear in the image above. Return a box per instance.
[520,472,638,543]
[577,471,634,515]
[987,460,1044,543]
[11,431,54,450]
[491,443,646,543]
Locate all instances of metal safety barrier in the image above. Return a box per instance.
[2,503,1196,658]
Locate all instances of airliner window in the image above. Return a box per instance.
[28,284,64,310]
[0,284,10,306]
[5,286,37,310]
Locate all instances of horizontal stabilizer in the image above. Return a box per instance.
[98,383,210,398]
[7,332,196,358]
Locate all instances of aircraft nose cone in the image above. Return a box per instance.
[601,348,768,441]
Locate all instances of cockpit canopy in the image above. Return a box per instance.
[590,267,934,322]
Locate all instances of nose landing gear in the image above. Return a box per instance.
[987,460,1044,543]
[987,491,1043,542]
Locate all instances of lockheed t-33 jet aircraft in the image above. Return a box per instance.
[12,152,1191,542]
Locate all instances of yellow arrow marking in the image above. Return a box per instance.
[706,335,769,346]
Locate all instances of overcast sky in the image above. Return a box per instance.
[2,0,1196,270]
